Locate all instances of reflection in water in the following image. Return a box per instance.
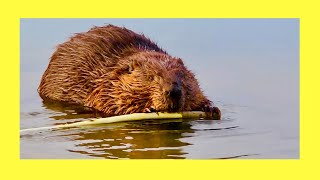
[65,121,194,159]
[42,101,195,159]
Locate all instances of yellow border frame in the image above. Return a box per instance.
[1,0,317,179]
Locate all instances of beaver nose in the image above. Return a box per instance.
[168,83,182,99]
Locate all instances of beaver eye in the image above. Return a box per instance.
[127,64,133,74]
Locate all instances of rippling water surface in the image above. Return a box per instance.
[20,19,299,159]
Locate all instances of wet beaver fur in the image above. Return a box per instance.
[38,25,221,119]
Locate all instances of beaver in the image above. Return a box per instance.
[38,25,221,119]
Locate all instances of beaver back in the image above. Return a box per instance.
[38,25,165,104]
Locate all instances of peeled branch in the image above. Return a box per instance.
[20,111,220,133]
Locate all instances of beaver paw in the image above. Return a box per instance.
[202,105,221,120]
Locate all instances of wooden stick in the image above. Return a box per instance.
[20,111,219,133]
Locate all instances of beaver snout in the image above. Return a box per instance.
[164,82,183,112]
[168,83,182,99]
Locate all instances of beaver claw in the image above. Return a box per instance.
[144,106,156,113]
[202,105,221,120]
[144,108,151,113]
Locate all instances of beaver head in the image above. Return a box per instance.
[85,51,189,115]
[127,52,186,113]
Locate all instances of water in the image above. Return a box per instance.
[20,19,299,159]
